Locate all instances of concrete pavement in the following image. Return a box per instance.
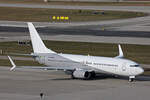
[0,66,150,100]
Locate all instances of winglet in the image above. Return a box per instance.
[115,44,124,58]
[8,56,16,71]
[118,44,124,58]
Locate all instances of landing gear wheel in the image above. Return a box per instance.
[129,78,134,82]
[71,72,75,79]
[91,71,96,79]
[129,76,135,82]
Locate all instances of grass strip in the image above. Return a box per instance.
[0,41,150,64]
[143,68,150,76]
[0,7,147,22]
[0,59,42,66]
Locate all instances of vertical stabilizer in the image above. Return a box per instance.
[28,22,55,53]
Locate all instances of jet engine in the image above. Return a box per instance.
[72,70,95,79]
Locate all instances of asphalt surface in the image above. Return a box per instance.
[0,3,150,31]
[0,3,150,100]
[1,25,150,45]
[1,26,150,38]
[1,27,150,45]
[0,66,150,100]
[0,3,150,12]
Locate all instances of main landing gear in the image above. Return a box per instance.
[129,76,135,82]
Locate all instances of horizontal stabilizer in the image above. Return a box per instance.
[8,56,16,71]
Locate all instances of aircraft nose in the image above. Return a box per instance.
[137,67,144,75]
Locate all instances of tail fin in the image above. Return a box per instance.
[28,22,55,53]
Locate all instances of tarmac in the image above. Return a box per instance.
[0,3,150,100]
[0,3,150,13]
[0,66,150,100]
[0,3,150,45]
[0,3,150,32]
[0,26,150,45]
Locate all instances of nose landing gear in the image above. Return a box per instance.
[129,76,135,82]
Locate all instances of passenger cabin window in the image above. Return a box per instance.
[130,65,139,67]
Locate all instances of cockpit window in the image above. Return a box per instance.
[130,65,139,67]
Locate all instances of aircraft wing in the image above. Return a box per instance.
[8,53,38,57]
[15,66,75,71]
[8,56,93,71]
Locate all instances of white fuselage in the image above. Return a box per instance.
[36,53,144,77]
[61,54,144,76]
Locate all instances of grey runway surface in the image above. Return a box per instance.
[0,3,150,13]
[1,26,150,45]
[0,3,150,32]
[1,26,150,38]
[0,66,150,100]
[0,3,150,100]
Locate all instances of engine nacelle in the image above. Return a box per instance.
[72,70,95,79]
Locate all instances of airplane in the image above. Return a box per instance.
[8,22,144,82]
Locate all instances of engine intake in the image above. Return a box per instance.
[72,70,95,79]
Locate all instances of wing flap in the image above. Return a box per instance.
[8,53,38,57]
[19,66,75,71]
